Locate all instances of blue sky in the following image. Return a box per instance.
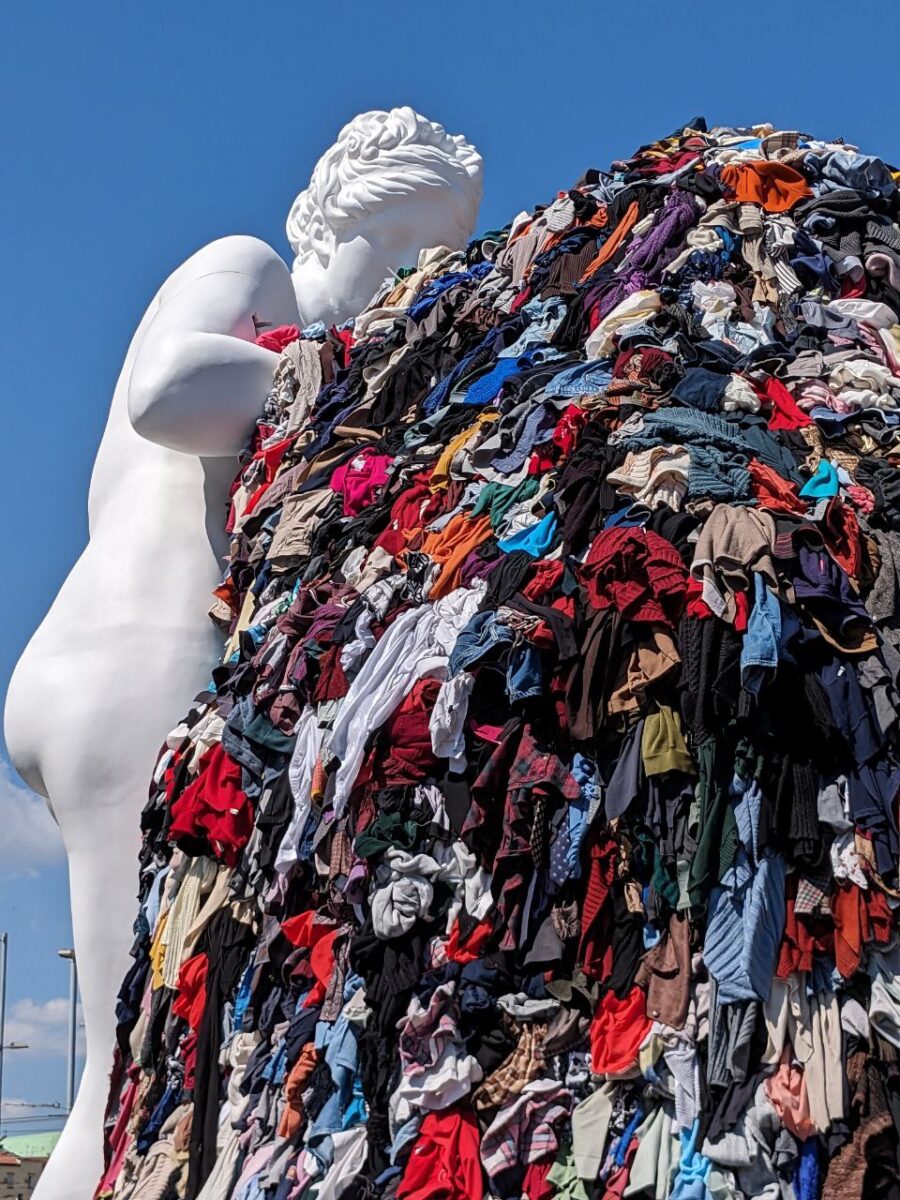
[3,0,900,1127]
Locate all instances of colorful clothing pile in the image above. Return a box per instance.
[100,119,900,1200]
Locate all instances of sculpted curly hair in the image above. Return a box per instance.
[286,107,483,268]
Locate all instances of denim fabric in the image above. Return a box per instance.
[741,574,782,695]
[449,611,516,675]
[307,982,367,1146]
[506,643,543,702]
[448,611,542,702]
[567,754,598,876]
[545,359,615,398]
[489,404,559,475]
[498,297,568,358]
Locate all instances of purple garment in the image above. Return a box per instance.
[620,189,699,278]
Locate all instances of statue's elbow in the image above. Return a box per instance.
[127,338,189,448]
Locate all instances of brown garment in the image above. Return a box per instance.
[278,1043,319,1140]
[821,1052,900,1200]
[472,1021,548,1119]
[609,629,681,715]
[634,911,692,1030]
[566,607,624,741]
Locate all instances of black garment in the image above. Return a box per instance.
[186,911,253,1199]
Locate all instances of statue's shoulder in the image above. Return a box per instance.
[168,235,288,291]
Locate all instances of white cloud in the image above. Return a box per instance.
[5,997,85,1061]
[0,760,64,877]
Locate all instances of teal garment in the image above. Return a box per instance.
[799,458,840,498]
[470,477,539,531]
[242,712,295,753]
[498,511,559,557]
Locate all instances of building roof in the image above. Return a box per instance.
[0,1130,61,1158]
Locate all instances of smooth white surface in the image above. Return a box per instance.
[3,107,481,1199]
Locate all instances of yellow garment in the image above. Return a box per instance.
[430,411,499,491]
[149,910,169,991]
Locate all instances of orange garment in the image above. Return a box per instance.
[535,203,609,258]
[721,161,811,213]
[421,514,492,600]
[832,882,893,978]
[277,1042,319,1139]
[430,412,499,492]
[749,459,805,514]
[579,201,641,282]
[776,896,832,976]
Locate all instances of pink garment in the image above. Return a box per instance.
[93,1072,140,1196]
[330,448,392,517]
[794,380,846,414]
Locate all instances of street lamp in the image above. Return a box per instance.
[0,934,30,1136]
[57,950,77,1113]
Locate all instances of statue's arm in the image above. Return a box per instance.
[128,238,299,456]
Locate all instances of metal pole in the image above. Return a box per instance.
[66,956,77,1112]
[0,931,8,1137]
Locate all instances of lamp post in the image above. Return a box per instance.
[0,933,30,1137]
[57,950,77,1113]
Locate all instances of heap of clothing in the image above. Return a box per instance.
[99,120,900,1200]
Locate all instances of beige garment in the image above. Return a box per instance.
[280,339,323,437]
[182,871,247,961]
[607,445,690,510]
[160,856,220,989]
[378,245,462,309]
[585,289,662,359]
[690,503,777,622]
[266,487,334,565]
[496,218,550,286]
[737,203,779,305]
[223,588,258,660]
[762,976,844,1133]
[113,1104,192,1200]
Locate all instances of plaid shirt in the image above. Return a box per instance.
[467,723,581,950]
[474,1021,548,1118]
[794,873,832,916]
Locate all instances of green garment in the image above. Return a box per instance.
[686,737,738,911]
[469,477,539,532]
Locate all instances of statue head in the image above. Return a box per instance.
[287,107,483,326]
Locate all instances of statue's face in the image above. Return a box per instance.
[348,191,467,260]
[291,190,467,327]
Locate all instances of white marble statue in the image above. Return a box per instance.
[3,106,482,1199]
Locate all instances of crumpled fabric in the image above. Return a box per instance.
[99,118,900,1200]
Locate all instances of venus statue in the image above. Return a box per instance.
[3,106,482,1200]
